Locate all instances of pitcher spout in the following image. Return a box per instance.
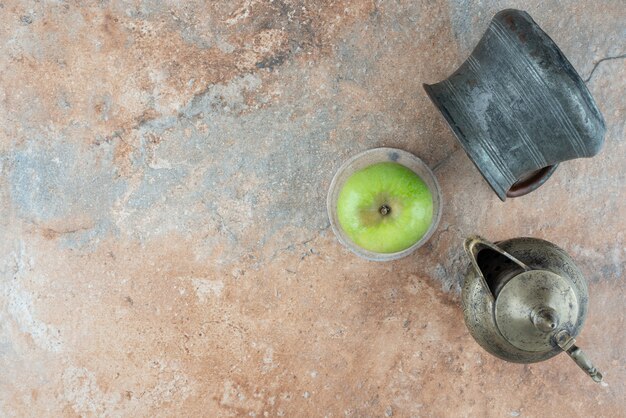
[464,236,530,297]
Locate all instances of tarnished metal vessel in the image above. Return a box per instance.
[462,236,603,382]
[424,9,606,200]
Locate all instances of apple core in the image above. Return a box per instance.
[336,162,434,253]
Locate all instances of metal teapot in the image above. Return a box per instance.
[462,236,603,382]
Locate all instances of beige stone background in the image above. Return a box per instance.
[0,1,624,417]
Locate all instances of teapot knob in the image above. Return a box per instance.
[555,330,603,383]
[531,307,559,332]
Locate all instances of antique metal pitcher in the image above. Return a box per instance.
[424,9,606,200]
[462,236,603,382]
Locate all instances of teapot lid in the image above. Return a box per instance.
[495,270,579,352]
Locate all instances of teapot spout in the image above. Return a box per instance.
[464,236,531,297]
[465,236,491,262]
[465,235,531,268]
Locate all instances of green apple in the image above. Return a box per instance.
[337,162,433,253]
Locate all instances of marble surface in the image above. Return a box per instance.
[0,1,624,416]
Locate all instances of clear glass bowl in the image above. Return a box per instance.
[327,147,442,261]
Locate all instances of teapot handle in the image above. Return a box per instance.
[555,330,603,383]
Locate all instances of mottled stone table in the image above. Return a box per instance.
[1,1,624,416]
